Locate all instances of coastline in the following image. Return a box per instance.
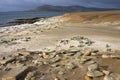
[0,10,120,80]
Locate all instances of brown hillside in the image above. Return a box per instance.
[61,10,120,23]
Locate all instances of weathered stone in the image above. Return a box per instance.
[58,71,64,75]
[19,51,31,56]
[102,54,110,58]
[25,71,36,80]
[19,56,27,62]
[74,52,83,57]
[110,54,120,59]
[0,57,15,65]
[32,59,43,66]
[104,73,120,80]
[2,66,30,80]
[80,57,91,64]
[51,55,61,63]
[102,70,111,75]
[88,64,98,71]
[66,62,75,69]
[85,75,92,80]
[87,70,104,78]
[83,50,91,56]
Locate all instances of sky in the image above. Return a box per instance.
[0,0,120,12]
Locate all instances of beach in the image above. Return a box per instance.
[0,10,120,80]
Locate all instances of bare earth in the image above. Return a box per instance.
[0,10,120,80]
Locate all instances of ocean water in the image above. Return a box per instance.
[0,11,66,27]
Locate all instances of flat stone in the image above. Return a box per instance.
[83,50,91,56]
[85,75,92,80]
[104,73,120,80]
[0,57,15,65]
[2,66,30,80]
[66,62,75,69]
[87,70,104,78]
[19,51,31,56]
[88,64,98,71]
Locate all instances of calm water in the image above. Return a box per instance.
[0,11,66,27]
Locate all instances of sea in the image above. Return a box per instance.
[0,11,66,27]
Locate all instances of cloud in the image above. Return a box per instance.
[0,0,120,12]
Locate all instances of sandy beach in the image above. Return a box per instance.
[0,11,120,54]
[0,10,120,80]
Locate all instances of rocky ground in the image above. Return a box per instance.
[0,36,120,80]
[0,10,120,80]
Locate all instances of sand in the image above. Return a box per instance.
[0,10,120,54]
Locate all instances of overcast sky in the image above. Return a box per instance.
[0,0,120,12]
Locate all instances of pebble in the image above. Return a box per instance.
[66,62,75,69]
[104,73,120,80]
[88,63,98,71]
[25,71,37,80]
[87,70,104,77]
[85,75,92,80]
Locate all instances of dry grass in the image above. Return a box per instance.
[61,10,120,23]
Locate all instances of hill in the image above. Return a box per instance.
[29,5,116,12]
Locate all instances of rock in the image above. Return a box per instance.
[83,50,91,56]
[74,52,83,58]
[66,62,75,69]
[19,51,31,56]
[88,64,98,71]
[85,75,92,80]
[104,73,120,80]
[25,71,36,80]
[91,53,98,56]
[80,57,91,64]
[19,56,27,62]
[0,57,16,65]
[102,54,120,59]
[51,55,61,63]
[54,77,59,80]
[102,54,110,58]
[87,70,104,78]
[2,66,30,80]
[102,70,111,75]
[110,54,120,59]
[86,60,96,65]
[42,52,49,59]
[58,71,64,75]
[32,59,43,66]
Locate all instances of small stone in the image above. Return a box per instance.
[102,70,110,75]
[33,59,43,66]
[85,75,92,80]
[51,55,61,63]
[66,62,75,69]
[102,54,110,58]
[2,66,30,80]
[91,53,98,56]
[75,52,83,57]
[0,57,16,65]
[19,51,31,56]
[88,64,98,71]
[87,70,104,78]
[110,54,120,59]
[25,71,36,80]
[54,78,59,80]
[83,50,91,56]
[19,56,27,62]
[58,71,64,75]
[86,60,96,65]
[80,57,91,64]
[104,73,120,80]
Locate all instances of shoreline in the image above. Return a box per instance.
[0,10,120,80]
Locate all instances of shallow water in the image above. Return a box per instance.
[0,11,66,27]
